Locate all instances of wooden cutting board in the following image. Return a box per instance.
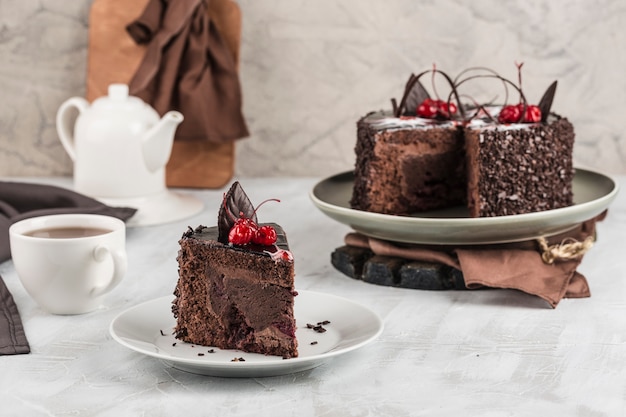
[86,0,242,189]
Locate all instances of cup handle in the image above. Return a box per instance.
[90,245,127,297]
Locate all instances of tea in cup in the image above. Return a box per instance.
[9,214,127,315]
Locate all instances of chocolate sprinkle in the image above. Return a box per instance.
[306,322,329,333]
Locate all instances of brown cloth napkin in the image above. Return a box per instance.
[126,0,249,144]
[345,212,606,308]
[0,182,137,355]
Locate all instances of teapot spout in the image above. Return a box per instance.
[142,111,184,173]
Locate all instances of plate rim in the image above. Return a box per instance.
[100,190,204,228]
[109,290,384,374]
[309,167,619,244]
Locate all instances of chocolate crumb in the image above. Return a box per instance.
[307,322,329,333]
[208,349,215,353]
[160,330,165,336]
[198,353,205,356]
[172,342,177,347]
[182,226,194,238]
[310,341,318,345]
[231,357,246,362]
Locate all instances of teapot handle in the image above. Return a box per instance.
[56,97,89,161]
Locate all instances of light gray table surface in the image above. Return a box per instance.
[1,176,625,416]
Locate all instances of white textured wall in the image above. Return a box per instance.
[1,0,625,179]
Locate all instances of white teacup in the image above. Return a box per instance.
[9,214,127,315]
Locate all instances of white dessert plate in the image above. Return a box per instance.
[309,168,619,245]
[110,290,384,378]
[100,189,203,227]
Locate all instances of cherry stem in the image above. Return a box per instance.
[252,198,281,218]
[431,63,439,101]
[515,61,524,103]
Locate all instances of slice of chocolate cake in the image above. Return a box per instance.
[465,114,575,217]
[351,111,466,215]
[172,182,298,358]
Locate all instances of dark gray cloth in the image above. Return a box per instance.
[0,279,29,355]
[0,181,137,355]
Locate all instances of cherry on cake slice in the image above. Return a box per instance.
[172,181,298,358]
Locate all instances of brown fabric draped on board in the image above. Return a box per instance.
[126,0,249,144]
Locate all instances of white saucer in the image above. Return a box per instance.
[100,190,204,227]
[109,290,384,378]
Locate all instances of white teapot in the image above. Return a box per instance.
[56,84,183,199]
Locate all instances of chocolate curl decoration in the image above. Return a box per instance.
[126,0,249,144]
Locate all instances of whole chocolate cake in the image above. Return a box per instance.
[172,182,298,358]
[350,65,575,218]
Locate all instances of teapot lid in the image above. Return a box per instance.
[108,84,134,101]
[90,84,159,119]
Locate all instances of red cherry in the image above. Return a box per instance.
[252,225,277,245]
[228,216,258,245]
[448,102,458,115]
[416,98,438,118]
[498,103,542,123]
[522,104,542,123]
[498,105,522,123]
[224,197,282,246]
[437,100,457,118]
[417,98,457,119]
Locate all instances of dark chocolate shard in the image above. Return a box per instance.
[403,78,430,116]
[394,71,428,117]
[217,181,257,244]
[538,80,557,123]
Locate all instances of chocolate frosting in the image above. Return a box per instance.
[186,223,290,256]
